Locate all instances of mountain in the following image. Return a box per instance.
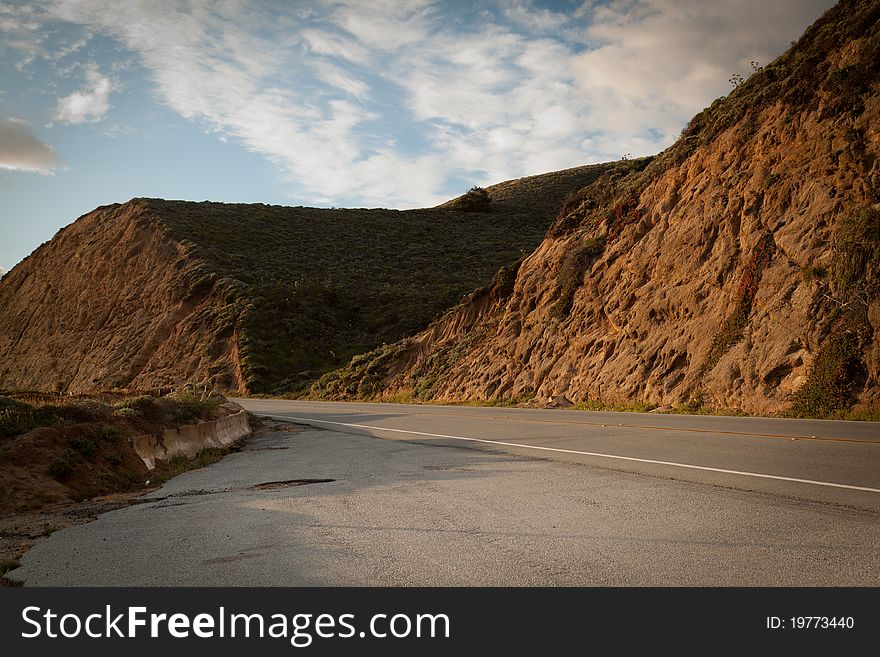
[314,0,880,418]
[0,164,613,395]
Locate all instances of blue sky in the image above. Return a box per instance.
[0,0,834,272]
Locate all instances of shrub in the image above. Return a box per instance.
[47,452,73,479]
[93,424,121,442]
[447,186,492,213]
[801,264,828,282]
[113,395,159,417]
[70,435,97,459]
[791,331,864,416]
[112,407,141,418]
[0,398,61,437]
[164,387,222,421]
[550,236,606,318]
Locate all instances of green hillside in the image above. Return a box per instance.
[150,162,616,394]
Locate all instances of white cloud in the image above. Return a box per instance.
[54,63,113,123]
[0,119,67,174]
[571,0,834,152]
[311,61,371,100]
[0,2,47,69]
[37,0,835,207]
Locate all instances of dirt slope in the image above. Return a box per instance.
[0,201,244,393]
[315,0,880,417]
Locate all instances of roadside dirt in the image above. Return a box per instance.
[0,418,290,586]
[0,489,157,586]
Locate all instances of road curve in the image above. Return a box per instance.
[9,400,880,586]
[238,399,880,511]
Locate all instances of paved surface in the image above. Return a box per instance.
[241,400,880,510]
[10,401,880,586]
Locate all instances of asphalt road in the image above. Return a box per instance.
[241,400,880,510]
[10,401,880,586]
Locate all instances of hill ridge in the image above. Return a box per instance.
[0,165,613,394]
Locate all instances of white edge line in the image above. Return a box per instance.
[267,414,880,495]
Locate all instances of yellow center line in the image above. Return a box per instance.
[255,403,880,446]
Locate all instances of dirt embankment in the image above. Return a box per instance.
[316,0,880,417]
[0,200,246,394]
[0,391,253,585]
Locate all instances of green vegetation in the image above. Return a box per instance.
[312,258,525,401]
[0,389,223,440]
[548,160,651,239]
[572,399,658,413]
[443,186,491,212]
[550,236,606,318]
[0,396,63,437]
[790,332,864,417]
[0,559,20,576]
[149,164,614,395]
[800,264,828,283]
[70,435,97,459]
[791,207,879,417]
[46,452,73,479]
[702,232,777,373]
[152,447,230,484]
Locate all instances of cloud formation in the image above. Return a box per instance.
[0,119,67,174]
[571,0,833,142]
[54,64,113,124]
[12,0,836,206]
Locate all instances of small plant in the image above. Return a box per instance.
[550,236,606,318]
[112,407,141,418]
[93,424,121,442]
[686,390,706,412]
[153,447,229,484]
[0,559,21,576]
[47,452,73,479]
[165,387,222,422]
[70,435,97,459]
[801,264,828,283]
[763,172,781,188]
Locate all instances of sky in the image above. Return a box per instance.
[0,0,836,272]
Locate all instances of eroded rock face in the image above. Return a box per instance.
[0,200,245,393]
[318,0,880,415]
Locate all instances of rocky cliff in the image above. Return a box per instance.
[315,0,880,417]
[0,200,246,393]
